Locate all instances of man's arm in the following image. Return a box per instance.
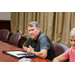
[33,49,47,59]
[23,45,47,59]
[22,36,31,52]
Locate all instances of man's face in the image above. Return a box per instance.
[70,36,75,49]
[28,24,40,40]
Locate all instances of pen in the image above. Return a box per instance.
[17,53,30,55]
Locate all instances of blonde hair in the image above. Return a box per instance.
[70,28,75,36]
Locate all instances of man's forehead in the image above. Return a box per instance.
[28,24,36,27]
[28,26,36,29]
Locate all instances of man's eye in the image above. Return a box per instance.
[32,29,34,31]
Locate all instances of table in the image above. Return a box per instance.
[0,41,51,62]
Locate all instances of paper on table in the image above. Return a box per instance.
[7,51,25,54]
[6,51,26,57]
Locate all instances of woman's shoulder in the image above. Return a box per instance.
[66,47,73,52]
[67,47,72,50]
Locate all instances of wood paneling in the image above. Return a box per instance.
[0,20,10,31]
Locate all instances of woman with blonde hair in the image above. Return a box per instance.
[53,28,75,62]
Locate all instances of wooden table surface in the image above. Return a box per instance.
[0,41,51,62]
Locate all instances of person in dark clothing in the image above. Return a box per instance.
[22,21,55,61]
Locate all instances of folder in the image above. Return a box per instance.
[2,50,36,59]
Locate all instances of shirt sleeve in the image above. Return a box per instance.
[63,49,70,59]
[39,37,50,51]
[23,36,31,47]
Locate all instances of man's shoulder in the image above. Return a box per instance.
[39,32,47,39]
[27,36,31,39]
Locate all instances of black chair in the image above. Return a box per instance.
[0,29,10,42]
[53,43,69,57]
[8,32,21,47]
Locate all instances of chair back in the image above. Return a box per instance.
[0,29,10,42]
[53,43,69,57]
[8,32,21,47]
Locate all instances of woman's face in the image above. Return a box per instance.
[70,36,75,49]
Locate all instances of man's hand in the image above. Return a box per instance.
[27,45,34,53]
[22,45,28,52]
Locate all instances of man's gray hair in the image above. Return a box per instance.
[28,21,39,28]
[70,28,75,36]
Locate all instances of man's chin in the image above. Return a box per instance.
[31,36,35,39]
[31,36,34,39]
